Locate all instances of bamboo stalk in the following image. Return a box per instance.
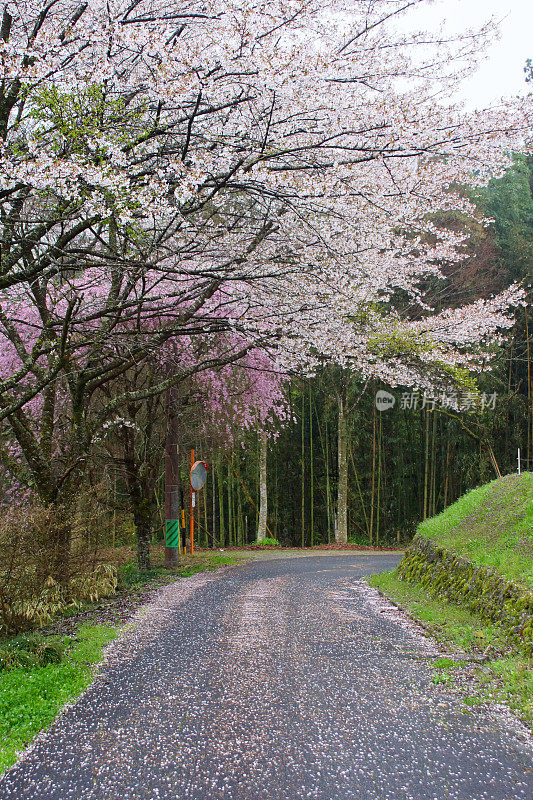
[369,399,376,546]
[309,384,314,547]
[423,409,430,520]
[376,409,382,547]
[526,305,532,467]
[444,440,450,509]
[228,458,234,546]
[349,445,369,538]
[218,455,225,547]
[237,469,243,546]
[315,399,332,543]
[325,418,332,543]
[430,409,437,516]
[223,452,275,538]
[212,462,216,548]
[301,389,305,548]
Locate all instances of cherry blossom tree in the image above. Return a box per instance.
[113,344,286,568]
[0,0,531,569]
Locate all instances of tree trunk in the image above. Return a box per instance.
[50,510,72,589]
[257,429,268,541]
[134,508,152,572]
[335,395,348,544]
[218,455,225,547]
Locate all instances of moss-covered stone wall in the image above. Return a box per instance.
[398,535,533,655]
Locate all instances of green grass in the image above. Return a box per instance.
[370,570,511,651]
[174,554,239,577]
[252,538,281,547]
[417,472,533,587]
[0,624,117,774]
[118,553,241,587]
[370,570,532,727]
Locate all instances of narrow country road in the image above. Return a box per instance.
[2,554,532,800]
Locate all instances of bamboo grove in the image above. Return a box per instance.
[104,156,532,553]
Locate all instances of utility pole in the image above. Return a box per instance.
[190,448,195,555]
[164,389,181,567]
[212,463,217,548]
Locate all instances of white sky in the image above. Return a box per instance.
[402,0,533,109]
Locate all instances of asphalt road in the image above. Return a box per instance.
[2,553,532,800]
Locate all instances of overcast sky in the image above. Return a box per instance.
[402,0,532,109]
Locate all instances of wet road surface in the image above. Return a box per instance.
[1,553,532,799]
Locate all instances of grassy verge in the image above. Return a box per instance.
[0,625,117,774]
[418,472,533,587]
[369,569,533,728]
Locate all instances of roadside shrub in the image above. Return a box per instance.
[0,633,66,672]
[70,564,118,604]
[118,560,139,586]
[0,504,118,636]
[348,532,370,546]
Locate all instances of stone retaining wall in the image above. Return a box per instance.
[397,535,533,655]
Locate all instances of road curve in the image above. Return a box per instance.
[1,553,531,800]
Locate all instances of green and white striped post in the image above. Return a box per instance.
[165,390,181,567]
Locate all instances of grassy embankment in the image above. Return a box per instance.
[0,548,244,774]
[370,472,533,726]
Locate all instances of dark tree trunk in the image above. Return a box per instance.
[50,514,72,589]
[121,424,154,572]
[134,507,152,572]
